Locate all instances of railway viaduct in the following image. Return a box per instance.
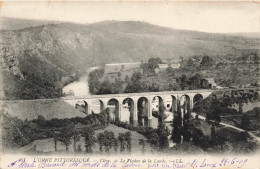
[63,89,212,127]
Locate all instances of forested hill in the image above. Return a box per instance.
[0,17,62,30]
[0,17,259,99]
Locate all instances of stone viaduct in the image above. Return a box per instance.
[63,89,212,127]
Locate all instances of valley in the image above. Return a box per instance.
[0,16,259,156]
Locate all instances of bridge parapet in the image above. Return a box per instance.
[62,89,213,101]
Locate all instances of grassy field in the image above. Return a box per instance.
[3,99,86,121]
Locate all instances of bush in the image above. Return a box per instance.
[97,130,117,153]
[191,128,204,145]
[231,131,251,142]
[191,127,210,150]
[4,111,109,149]
[239,131,251,141]
[240,114,251,130]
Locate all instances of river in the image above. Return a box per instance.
[62,66,135,122]
[62,67,100,97]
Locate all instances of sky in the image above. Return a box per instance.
[0,1,259,33]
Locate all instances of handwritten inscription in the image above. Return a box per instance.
[7,157,248,169]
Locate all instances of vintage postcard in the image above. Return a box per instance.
[0,1,259,169]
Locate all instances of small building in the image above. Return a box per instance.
[230,86,239,89]
[240,84,251,88]
[155,62,180,73]
[201,78,217,89]
[104,62,141,74]
[170,63,180,69]
[158,64,168,69]
[151,96,172,112]
[215,86,223,89]
[155,64,168,73]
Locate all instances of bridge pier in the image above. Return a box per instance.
[133,100,138,126]
[87,102,92,115]
[100,103,105,112]
[148,118,158,128]
[118,103,122,121]
[148,100,153,127]
[190,99,193,111]
[172,96,177,113]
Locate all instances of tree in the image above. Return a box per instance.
[171,114,182,144]
[139,139,146,154]
[35,115,46,128]
[253,53,260,63]
[117,72,121,78]
[140,62,149,75]
[117,132,132,153]
[125,75,130,83]
[158,103,166,125]
[210,124,216,141]
[256,110,260,122]
[207,98,222,124]
[148,132,159,153]
[124,72,143,93]
[126,132,132,152]
[56,127,73,151]
[179,56,184,62]
[166,66,175,77]
[180,74,189,90]
[230,90,260,114]
[189,73,202,89]
[77,145,82,152]
[191,128,209,151]
[103,130,116,153]
[191,128,204,145]
[215,132,226,151]
[240,114,251,130]
[97,133,105,152]
[230,66,239,83]
[147,57,162,73]
[81,127,97,153]
[182,127,191,142]
[157,123,169,149]
[88,69,104,94]
[112,138,119,152]
[98,79,113,94]
[200,55,213,67]
[186,59,194,67]
[118,133,126,152]
[193,93,215,116]
[200,136,210,151]
[171,99,182,144]
[71,127,80,152]
[54,133,58,152]
[111,80,124,94]
[170,83,181,91]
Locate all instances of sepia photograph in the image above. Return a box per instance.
[0,1,259,168]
